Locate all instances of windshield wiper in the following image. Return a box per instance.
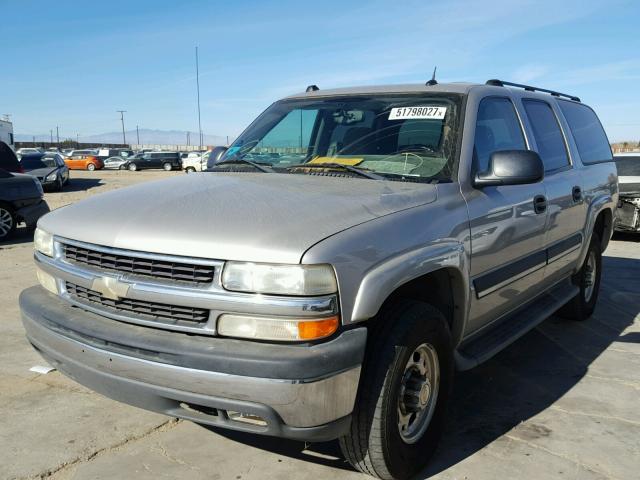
[212,158,273,173]
[288,162,385,180]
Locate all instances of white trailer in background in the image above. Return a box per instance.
[0,119,14,149]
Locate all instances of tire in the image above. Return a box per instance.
[557,233,602,321]
[119,164,126,170]
[0,204,17,241]
[163,162,172,171]
[185,167,195,174]
[340,300,454,480]
[55,176,63,192]
[128,163,138,171]
[87,163,96,171]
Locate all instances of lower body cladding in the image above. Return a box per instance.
[616,196,640,232]
[20,286,366,442]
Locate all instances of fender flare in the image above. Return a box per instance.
[350,241,469,344]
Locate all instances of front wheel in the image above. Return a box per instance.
[340,301,453,480]
[185,167,195,174]
[0,204,16,241]
[128,163,138,171]
[86,163,96,171]
[557,233,602,321]
[163,162,172,171]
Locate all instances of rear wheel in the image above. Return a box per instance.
[86,163,96,171]
[119,164,126,170]
[339,301,453,480]
[0,204,16,241]
[163,162,172,171]
[128,163,138,171]
[558,233,602,321]
[185,167,196,174]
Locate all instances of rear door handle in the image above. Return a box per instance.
[533,194,547,214]
[572,186,582,203]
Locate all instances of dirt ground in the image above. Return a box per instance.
[1,170,638,480]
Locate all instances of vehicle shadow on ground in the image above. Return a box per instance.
[59,178,102,192]
[200,255,640,478]
[0,225,34,248]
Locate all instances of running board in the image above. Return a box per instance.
[454,279,579,371]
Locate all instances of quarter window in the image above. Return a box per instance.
[558,100,612,164]
[474,97,526,173]
[522,100,569,172]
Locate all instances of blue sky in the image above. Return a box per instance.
[1,0,639,142]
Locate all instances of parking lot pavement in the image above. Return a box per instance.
[1,170,638,480]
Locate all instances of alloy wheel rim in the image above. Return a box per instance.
[397,343,440,444]
[584,251,597,302]
[0,208,13,237]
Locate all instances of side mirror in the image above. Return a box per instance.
[474,150,544,187]
[206,146,229,169]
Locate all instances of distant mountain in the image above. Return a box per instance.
[15,129,230,146]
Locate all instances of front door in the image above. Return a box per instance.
[463,96,549,335]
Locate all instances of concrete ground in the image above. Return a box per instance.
[1,170,638,480]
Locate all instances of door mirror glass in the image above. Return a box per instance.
[474,150,544,187]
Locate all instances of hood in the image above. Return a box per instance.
[40,173,437,263]
[25,166,57,179]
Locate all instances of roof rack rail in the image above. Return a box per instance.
[485,79,580,102]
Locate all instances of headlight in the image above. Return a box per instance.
[222,262,337,296]
[45,172,57,181]
[218,314,338,341]
[34,228,54,257]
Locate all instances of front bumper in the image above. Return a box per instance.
[16,200,50,227]
[20,286,366,441]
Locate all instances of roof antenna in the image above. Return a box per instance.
[426,66,438,86]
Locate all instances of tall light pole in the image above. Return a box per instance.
[136,125,140,146]
[187,131,190,146]
[76,133,79,145]
[195,46,203,150]
[50,130,53,143]
[56,126,59,143]
[117,110,127,145]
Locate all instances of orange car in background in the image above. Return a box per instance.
[64,153,103,171]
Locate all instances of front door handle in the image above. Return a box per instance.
[572,186,582,203]
[533,194,547,214]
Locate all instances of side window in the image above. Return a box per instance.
[522,100,569,172]
[474,97,526,172]
[558,100,612,164]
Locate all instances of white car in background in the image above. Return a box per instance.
[104,152,142,170]
[181,151,206,173]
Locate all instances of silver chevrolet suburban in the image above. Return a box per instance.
[20,79,617,480]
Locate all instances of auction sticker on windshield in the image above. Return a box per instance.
[389,106,447,120]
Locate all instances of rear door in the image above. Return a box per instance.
[520,98,585,282]
[464,96,549,334]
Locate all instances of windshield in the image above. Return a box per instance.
[21,156,56,169]
[219,93,463,181]
[615,156,640,176]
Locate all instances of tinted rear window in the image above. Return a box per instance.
[522,100,569,172]
[558,100,612,164]
[615,156,640,176]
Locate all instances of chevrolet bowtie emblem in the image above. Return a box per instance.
[91,276,130,300]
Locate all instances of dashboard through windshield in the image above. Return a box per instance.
[219,93,463,181]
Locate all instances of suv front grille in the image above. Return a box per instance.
[63,243,215,284]
[65,282,210,325]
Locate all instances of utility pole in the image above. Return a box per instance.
[50,130,53,143]
[56,126,59,143]
[76,133,79,145]
[117,110,127,145]
[186,131,190,146]
[136,125,140,146]
[195,46,203,151]
[226,135,229,146]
